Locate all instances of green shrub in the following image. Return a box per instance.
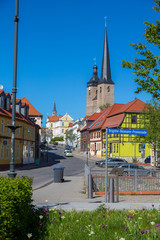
[0,176,42,240]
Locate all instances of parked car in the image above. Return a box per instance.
[98,158,128,168]
[114,163,155,176]
[51,145,57,150]
[96,160,105,166]
[64,146,71,153]
[65,150,73,157]
[144,156,151,163]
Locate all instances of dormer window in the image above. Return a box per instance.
[6,98,10,110]
[1,96,4,109]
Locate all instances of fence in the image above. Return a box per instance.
[92,169,160,194]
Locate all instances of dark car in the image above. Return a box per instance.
[96,160,105,165]
[114,163,155,176]
[99,158,128,168]
[144,156,151,163]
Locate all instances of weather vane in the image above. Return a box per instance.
[104,16,107,27]
[93,57,96,65]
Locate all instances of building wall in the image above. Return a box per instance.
[97,83,114,107]
[101,113,151,162]
[86,86,98,116]
[0,116,35,167]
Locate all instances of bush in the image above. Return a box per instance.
[0,176,42,240]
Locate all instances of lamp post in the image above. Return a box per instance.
[8,0,19,179]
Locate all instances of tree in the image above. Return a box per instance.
[99,103,110,111]
[135,100,160,166]
[122,0,160,99]
[66,130,76,146]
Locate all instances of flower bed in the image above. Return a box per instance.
[35,204,160,240]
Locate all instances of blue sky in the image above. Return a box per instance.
[0,0,158,126]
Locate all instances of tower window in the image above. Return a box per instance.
[89,90,90,95]
[96,90,98,95]
[107,86,110,92]
[100,87,102,93]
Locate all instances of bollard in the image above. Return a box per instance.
[109,178,114,203]
[88,173,93,198]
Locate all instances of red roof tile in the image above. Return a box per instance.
[69,122,73,127]
[21,97,42,116]
[102,113,125,129]
[48,115,62,122]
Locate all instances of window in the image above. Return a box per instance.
[131,115,137,124]
[17,125,20,136]
[62,121,64,126]
[17,145,20,159]
[1,96,4,108]
[1,120,4,133]
[7,121,10,134]
[100,87,102,93]
[6,146,9,158]
[89,89,90,95]
[107,86,110,92]
[6,98,10,110]
[0,147,3,158]
[51,123,53,127]
[62,129,64,133]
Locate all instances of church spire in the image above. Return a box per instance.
[100,18,114,84]
[52,101,57,116]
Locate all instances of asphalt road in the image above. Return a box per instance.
[0,147,95,189]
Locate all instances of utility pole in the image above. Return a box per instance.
[8,0,19,179]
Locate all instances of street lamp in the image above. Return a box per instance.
[8,0,19,179]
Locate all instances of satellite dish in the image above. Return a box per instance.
[0,84,4,90]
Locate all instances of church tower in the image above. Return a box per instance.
[86,19,114,116]
[52,102,57,116]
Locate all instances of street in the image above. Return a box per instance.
[0,146,95,189]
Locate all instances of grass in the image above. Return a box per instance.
[34,204,160,240]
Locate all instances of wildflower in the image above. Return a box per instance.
[102,214,105,218]
[58,211,62,215]
[130,216,133,219]
[53,218,56,221]
[61,216,65,219]
[124,227,127,230]
[152,204,154,207]
[80,227,83,229]
[46,212,49,216]
[76,220,79,222]
[119,238,125,240]
[128,210,135,215]
[39,215,43,220]
[138,217,142,219]
[102,224,105,228]
[89,218,92,220]
[156,224,159,227]
[136,206,138,208]
[27,233,32,239]
[88,231,95,236]
[39,222,43,226]
[151,222,155,225]
[43,208,48,213]
[141,230,145,234]
[146,229,150,233]
[45,200,48,203]
[142,208,145,211]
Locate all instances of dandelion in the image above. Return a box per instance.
[136,206,138,208]
[39,215,43,220]
[151,222,155,225]
[27,233,32,239]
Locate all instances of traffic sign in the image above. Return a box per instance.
[108,128,147,135]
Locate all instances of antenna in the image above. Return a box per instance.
[0,84,4,90]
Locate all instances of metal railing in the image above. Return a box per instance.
[92,169,160,193]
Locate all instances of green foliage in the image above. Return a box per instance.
[51,136,64,143]
[41,207,160,240]
[122,0,160,100]
[66,129,76,143]
[99,102,111,110]
[0,176,42,240]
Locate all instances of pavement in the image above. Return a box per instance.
[1,147,160,211]
[31,148,160,211]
